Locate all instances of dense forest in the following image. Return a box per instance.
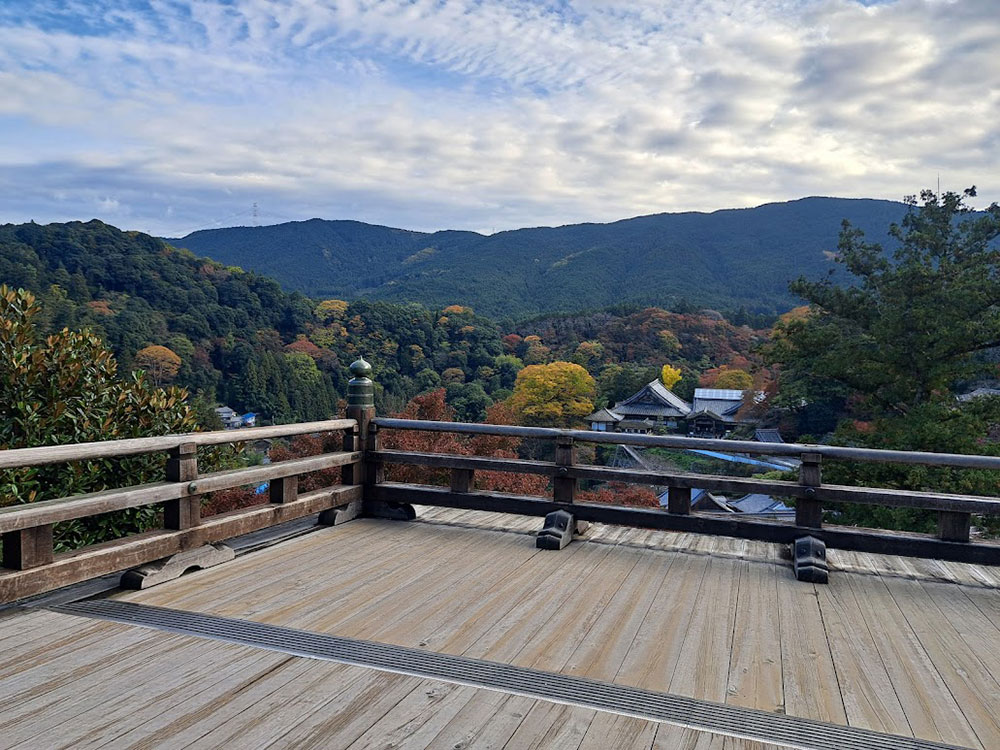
[168,197,909,318]
[0,220,765,426]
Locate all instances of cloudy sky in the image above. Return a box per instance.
[0,0,997,236]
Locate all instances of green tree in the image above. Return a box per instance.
[714,368,752,390]
[769,188,1000,416]
[765,189,1000,532]
[0,287,200,549]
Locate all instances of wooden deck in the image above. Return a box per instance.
[3,508,1000,749]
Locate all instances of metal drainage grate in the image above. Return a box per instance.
[52,600,968,750]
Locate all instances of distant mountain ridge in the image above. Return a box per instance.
[166,197,909,318]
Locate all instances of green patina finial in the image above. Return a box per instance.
[349,356,372,380]
[347,356,374,408]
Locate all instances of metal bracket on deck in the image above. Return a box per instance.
[793,536,828,584]
[363,500,417,521]
[120,543,234,590]
[317,500,363,526]
[536,510,587,550]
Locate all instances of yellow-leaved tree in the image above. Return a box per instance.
[507,361,596,427]
[661,364,682,390]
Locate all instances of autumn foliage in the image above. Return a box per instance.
[699,365,752,390]
[202,432,346,517]
[380,389,548,495]
[577,482,661,508]
[660,364,682,389]
[507,361,595,427]
[133,344,181,385]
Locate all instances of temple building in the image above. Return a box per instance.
[587,381,749,436]
[687,388,746,438]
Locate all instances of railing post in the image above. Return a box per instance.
[341,424,362,485]
[346,357,376,486]
[539,435,586,549]
[667,485,691,515]
[450,468,474,493]
[796,452,823,528]
[938,511,971,543]
[553,436,576,504]
[345,357,413,521]
[164,442,200,529]
[269,475,298,504]
[2,525,54,570]
[365,424,386,488]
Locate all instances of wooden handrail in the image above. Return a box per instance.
[5,355,1000,604]
[370,416,1000,558]
[372,417,1000,470]
[0,416,364,603]
[0,418,357,469]
[0,451,361,533]
[370,449,1000,515]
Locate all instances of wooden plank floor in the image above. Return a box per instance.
[0,609,792,749]
[4,508,1000,748]
[109,512,1000,749]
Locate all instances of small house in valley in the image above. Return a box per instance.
[588,407,623,432]
[215,406,243,430]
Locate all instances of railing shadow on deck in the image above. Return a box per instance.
[2,356,999,604]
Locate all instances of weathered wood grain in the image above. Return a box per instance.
[0,484,361,602]
[0,452,360,534]
[0,419,356,469]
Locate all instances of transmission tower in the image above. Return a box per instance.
[251,202,259,226]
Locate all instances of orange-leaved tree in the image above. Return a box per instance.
[578,482,661,507]
[466,400,548,495]
[381,390,548,495]
[381,389,463,485]
[134,344,181,385]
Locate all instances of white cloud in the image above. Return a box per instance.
[0,0,997,236]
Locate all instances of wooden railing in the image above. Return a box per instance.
[368,418,1000,565]
[0,418,362,602]
[3,356,1000,604]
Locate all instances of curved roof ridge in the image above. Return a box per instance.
[618,379,692,415]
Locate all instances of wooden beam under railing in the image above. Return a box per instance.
[371,482,1000,565]
[0,484,362,603]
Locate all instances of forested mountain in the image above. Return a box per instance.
[0,220,505,422]
[0,220,766,425]
[167,197,907,318]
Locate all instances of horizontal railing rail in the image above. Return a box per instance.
[369,417,1000,565]
[371,449,1000,515]
[0,451,361,534]
[0,419,358,469]
[0,419,362,603]
[373,417,1000,470]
